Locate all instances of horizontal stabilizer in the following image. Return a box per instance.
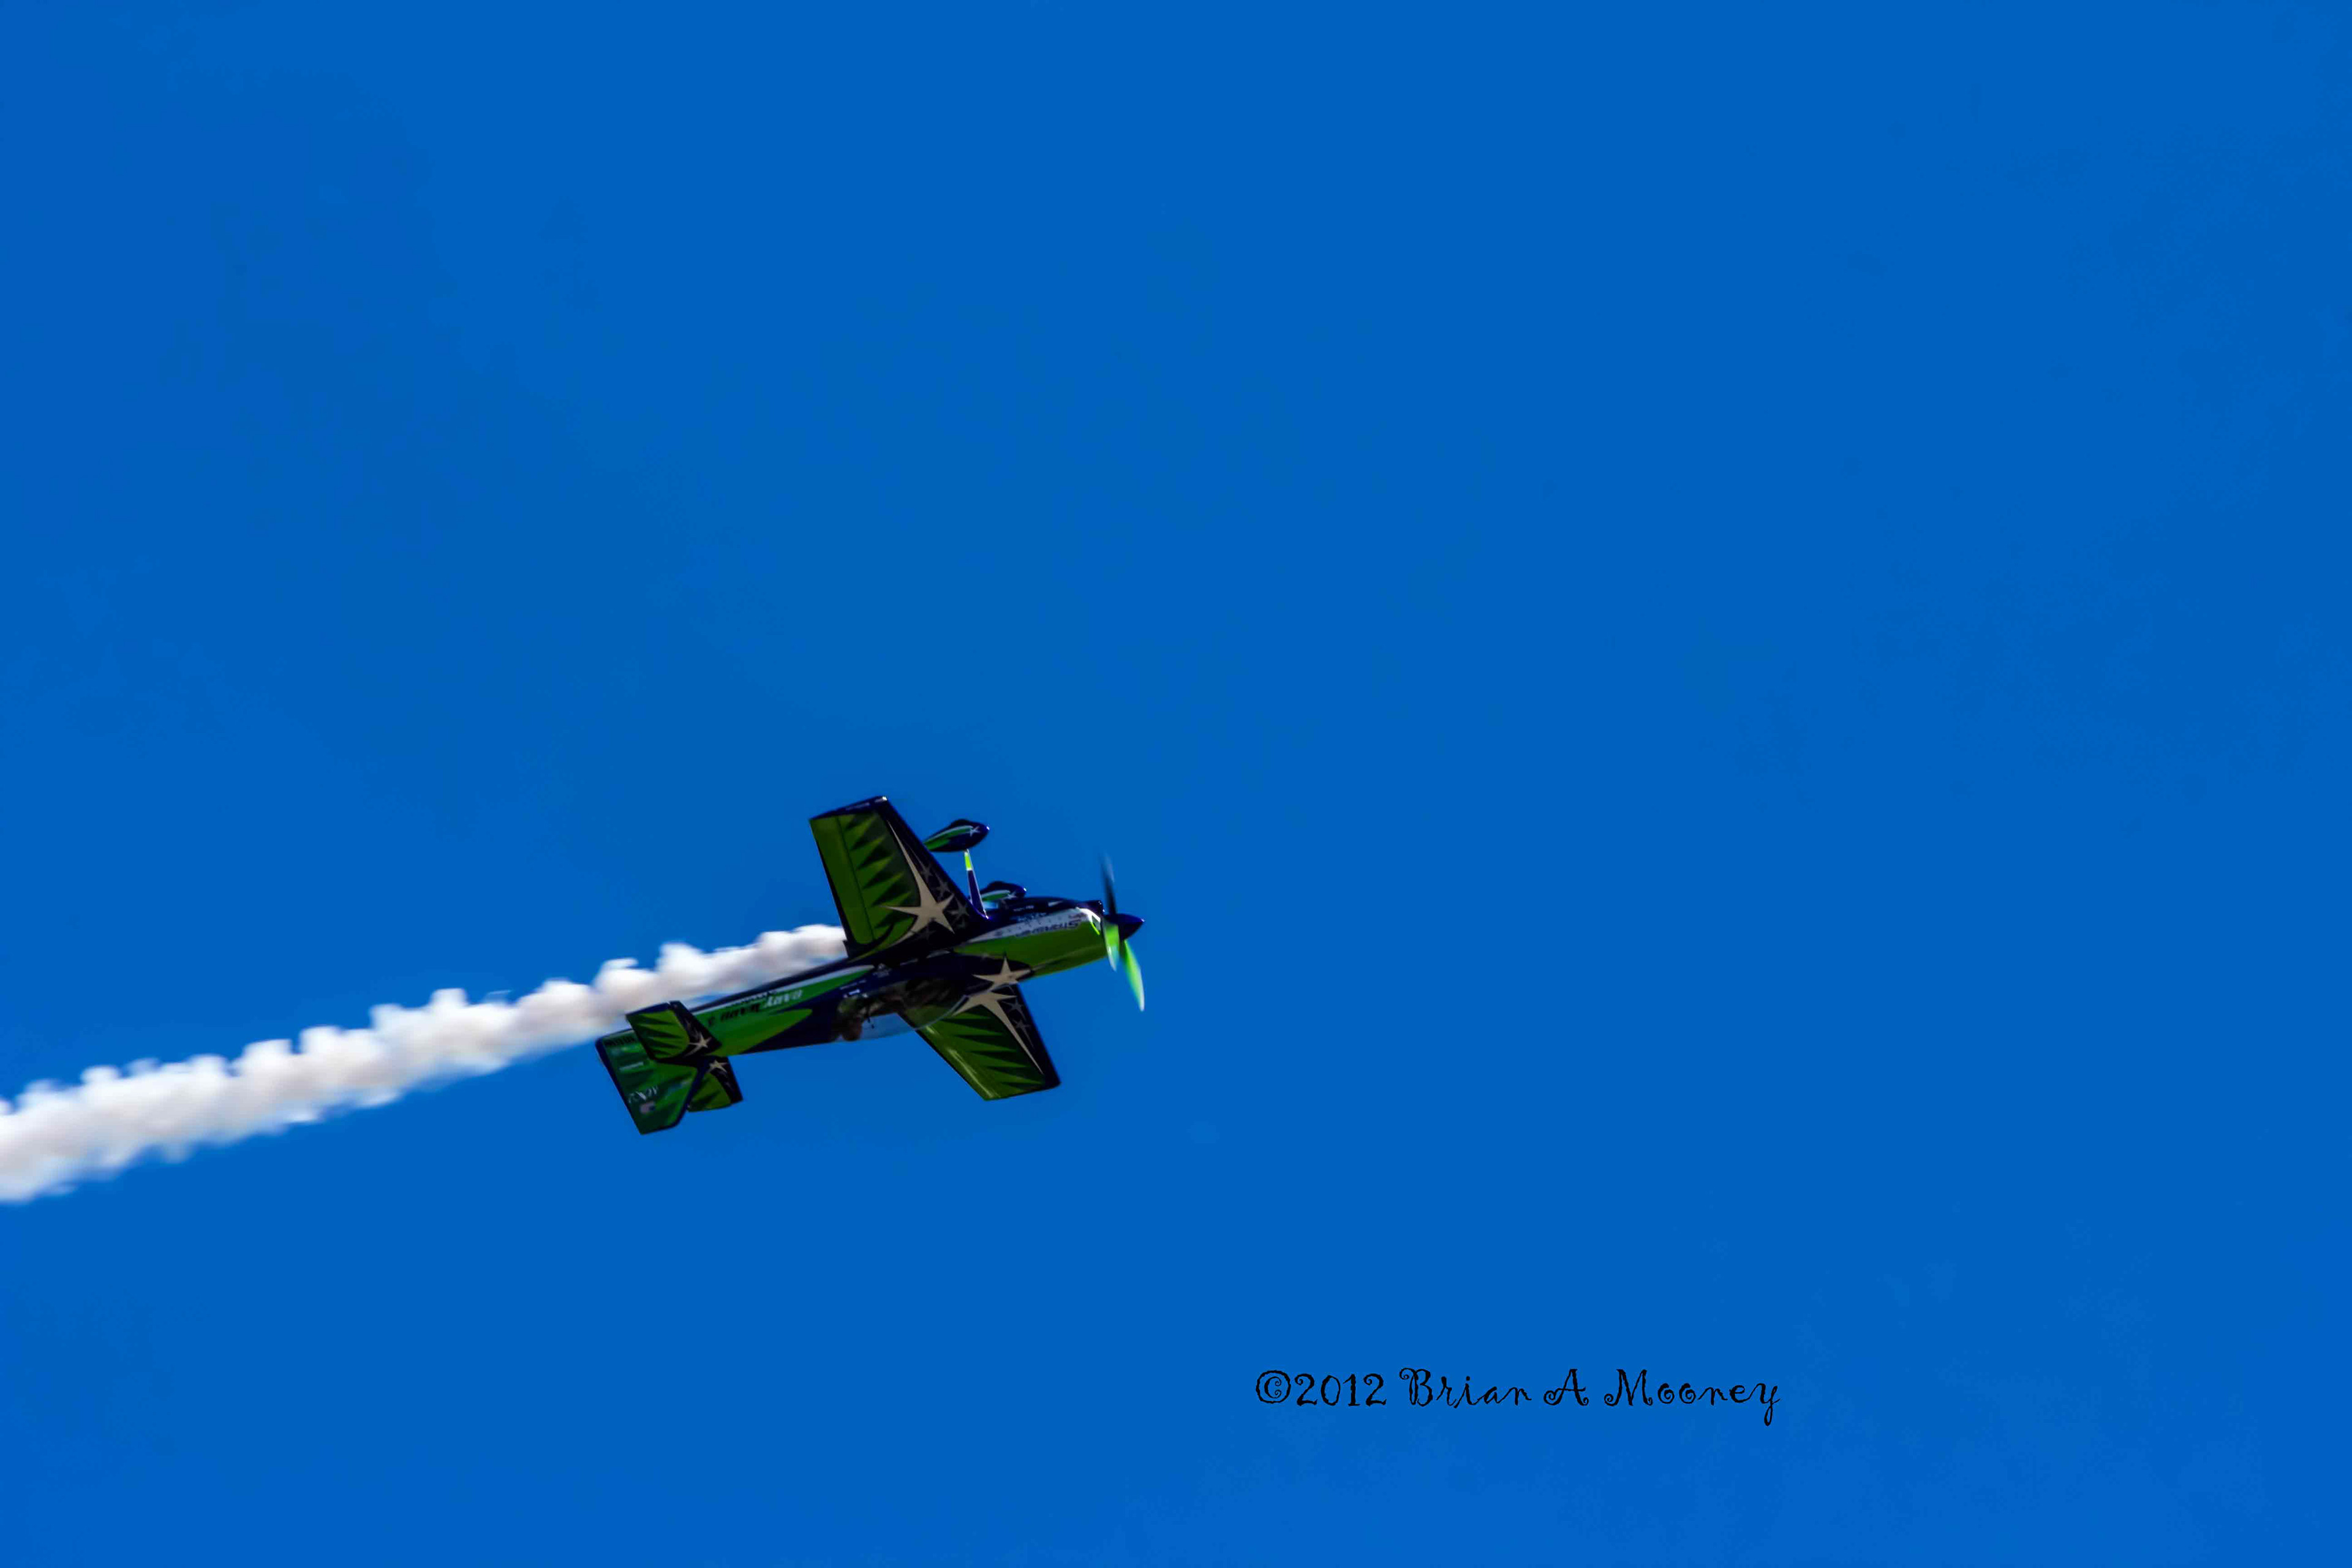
[597,1030,743,1134]
[687,1058,743,1114]
[625,1000,719,1065]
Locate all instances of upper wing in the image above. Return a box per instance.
[809,797,988,958]
[914,986,1061,1100]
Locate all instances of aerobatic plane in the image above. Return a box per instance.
[594,796,1145,1133]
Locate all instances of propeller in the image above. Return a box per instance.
[1099,857,1146,1011]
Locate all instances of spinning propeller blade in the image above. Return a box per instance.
[1100,858,1146,1012]
[1118,943,1145,1011]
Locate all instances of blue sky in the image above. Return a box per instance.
[2,2,2345,1561]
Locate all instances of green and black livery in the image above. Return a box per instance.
[594,796,1145,1133]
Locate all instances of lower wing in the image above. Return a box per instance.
[914,985,1060,1100]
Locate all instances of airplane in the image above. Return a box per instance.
[593,796,1145,1133]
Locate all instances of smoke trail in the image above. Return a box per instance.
[0,924,846,1203]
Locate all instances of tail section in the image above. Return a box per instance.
[596,1026,743,1135]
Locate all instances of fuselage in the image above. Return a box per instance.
[595,901,1125,1061]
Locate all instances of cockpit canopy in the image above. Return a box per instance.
[979,880,1079,919]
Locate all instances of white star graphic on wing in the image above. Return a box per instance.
[973,959,1030,990]
[949,984,1024,1023]
[885,871,956,935]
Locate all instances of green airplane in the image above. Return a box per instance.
[594,796,1145,1133]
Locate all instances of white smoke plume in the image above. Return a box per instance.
[0,924,847,1204]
